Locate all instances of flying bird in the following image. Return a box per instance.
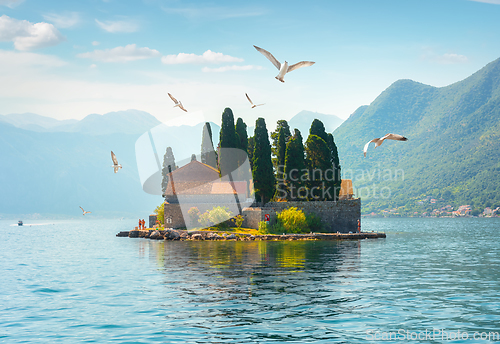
[111,151,122,173]
[253,45,315,82]
[168,93,187,112]
[79,206,91,216]
[245,93,265,108]
[364,133,408,157]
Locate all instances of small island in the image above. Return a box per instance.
[119,108,385,241]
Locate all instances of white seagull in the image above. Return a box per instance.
[111,151,122,173]
[253,45,315,82]
[364,133,408,157]
[245,93,265,108]
[168,93,187,112]
[79,206,91,216]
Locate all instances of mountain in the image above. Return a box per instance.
[288,110,344,135]
[0,113,78,132]
[0,110,162,135]
[334,57,500,215]
[0,110,220,217]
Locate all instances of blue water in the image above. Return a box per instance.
[0,218,499,343]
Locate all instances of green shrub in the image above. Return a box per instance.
[258,221,270,234]
[198,211,212,228]
[276,207,309,233]
[154,203,165,225]
[306,213,323,232]
[188,207,200,226]
[198,206,233,229]
[234,214,244,229]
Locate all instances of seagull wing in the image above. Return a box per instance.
[79,206,84,212]
[245,93,254,105]
[363,138,381,157]
[287,61,315,73]
[111,151,119,165]
[179,104,187,112]
[168,93,178,104]
[256,103,265,107]
[114,166,119,173]
[253,45,281,70]
[383,133,408,141]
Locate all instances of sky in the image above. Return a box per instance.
[1,0,500,127]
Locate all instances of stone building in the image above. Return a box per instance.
[163,160,251,229]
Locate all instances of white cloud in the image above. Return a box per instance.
[0,15,65,50]
[42,12,80,28]
[436,53,469,65]
[468,0,500,4]
[95,19,139,33]
[89,64,97,69]
[77,44,160,62]
[202,65,263,73]
[92,41,100,46]
[161,50,243,65]
[0,0,24,8]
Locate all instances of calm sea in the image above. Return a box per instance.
[0,218,499,343]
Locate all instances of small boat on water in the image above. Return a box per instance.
[18,220,23,226]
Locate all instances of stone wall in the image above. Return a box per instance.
[149,214,157,228]
[241,207,276,229]
[265,199,361,233]
[165,199,360,233]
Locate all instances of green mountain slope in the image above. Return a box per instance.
[333,57,500,215]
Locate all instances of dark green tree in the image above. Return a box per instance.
[309,119,341,200]
[201,122,217,169]
[161,147,176,196]
[252,118,275,204]
[305,135,333,201]
[271,120,292,169]
[326,133,341,200]
[282,129,306,200]
[235,118,248,153]
[218,108,240,176]
[273,125,287,199]
[247,136,255,170]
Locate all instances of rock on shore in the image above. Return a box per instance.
[116,229,386,241]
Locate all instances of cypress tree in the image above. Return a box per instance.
[326,133,341,200]
[247,136,255,170]
[218,108,239,176]
[235,118,248,153]
[271,120,291,169]
[283,129,306,200]
[191,154,197,162]
[161,147,176,196]
[201,122,217,169]
[273,126,287,199]
[308,119,341,200]
[252,118,275,204]
[305,135,332,201]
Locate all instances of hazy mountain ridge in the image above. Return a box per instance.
[334,57,500,214]
[0,111,221,216]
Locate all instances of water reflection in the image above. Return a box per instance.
[142,240,364,342]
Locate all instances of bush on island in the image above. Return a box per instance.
[188,207,200,226]
[275,207,309,234]
[154,203,165,225]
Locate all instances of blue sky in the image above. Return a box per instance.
[1,0,500,127]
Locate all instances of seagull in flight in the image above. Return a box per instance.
[168,93,187,112]
[79,206,91,216]
[245,93,265,108]
[253,45,315,82]
[111,151,122,173]
[364,133,408,157]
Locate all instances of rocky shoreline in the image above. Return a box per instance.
[116,229,386,241]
